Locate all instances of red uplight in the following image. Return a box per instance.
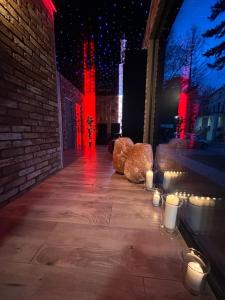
[178,67,190,139]
[42,0,56,17]
[178,92,188,139]
[83,39,96,149]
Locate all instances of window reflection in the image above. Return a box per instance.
[155,0,225,296]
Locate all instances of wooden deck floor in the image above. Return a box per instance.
[0,147,214,299]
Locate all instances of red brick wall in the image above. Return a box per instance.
[0,0,61,204]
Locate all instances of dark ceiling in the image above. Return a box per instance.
[54,0,150,94]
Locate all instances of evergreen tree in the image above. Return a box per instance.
[202,0,225,70]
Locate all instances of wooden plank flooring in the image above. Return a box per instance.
[0,146,215,299]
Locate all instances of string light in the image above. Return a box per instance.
[55,1,149,93]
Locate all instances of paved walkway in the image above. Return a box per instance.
[0,147,214,299]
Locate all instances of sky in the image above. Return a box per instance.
[54,0,150,94]
[167,0,225,89]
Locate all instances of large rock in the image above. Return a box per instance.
[113,137,134,174]
[124,143,153,183]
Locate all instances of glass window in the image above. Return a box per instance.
[155,0,225,296]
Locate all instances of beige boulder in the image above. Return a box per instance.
[113,137,134,174]
[124,143,153,183]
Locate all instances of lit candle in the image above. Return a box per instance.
[153,189,161,206]
[164,194,179,231]
[146,170,153,190]
[163,171,171,190]
[185,261,204,293]
[187,196,203,233]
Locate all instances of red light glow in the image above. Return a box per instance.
[178,92,188,139]
[178,68,190,139]
[42,0,56,17]
[83,40,96,148]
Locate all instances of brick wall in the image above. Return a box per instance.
[0,0,61,204]
[58,73,83,150]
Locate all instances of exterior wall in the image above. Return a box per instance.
[0,0,61,204]
[58,73,83,150]
[198,86,225,142]
[96,95,118,135]
[143,0,164,145]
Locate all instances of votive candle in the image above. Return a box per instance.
[185,261,204,293]
[146,170,153,190]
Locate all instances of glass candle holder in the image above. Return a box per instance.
[182,248,210,295]
[152,188,162,207]
[161,194,183,234]
[145,170,153,191]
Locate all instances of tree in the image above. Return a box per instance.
[202,0,225,70]
[164,26,207,88]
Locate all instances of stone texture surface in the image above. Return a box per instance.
[124,143,153,183]
[113,137,134,174]
[0,0,61,204]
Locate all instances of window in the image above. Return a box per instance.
[153,0,225,297]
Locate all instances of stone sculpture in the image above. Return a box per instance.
[113,137,134,174]
[124,143,153,183]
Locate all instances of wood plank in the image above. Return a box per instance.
[0,146,215,299]
[110,203,162,230]
[0,202,112,226]
[34,244,182,280]
[46,223,184,257]
[0,261,145,300]
[0,218,56,263]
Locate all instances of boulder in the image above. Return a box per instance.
[113,137,134,174]
[124,143,153,183]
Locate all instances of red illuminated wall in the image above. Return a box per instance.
[83,40,96,147]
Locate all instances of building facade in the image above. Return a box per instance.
[196,86,225,142]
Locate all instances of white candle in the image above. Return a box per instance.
[163,171,171,190]
[164,194,179,231]
[153,190,160,206]
[185,261,204,293]
[146,170,153,190]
